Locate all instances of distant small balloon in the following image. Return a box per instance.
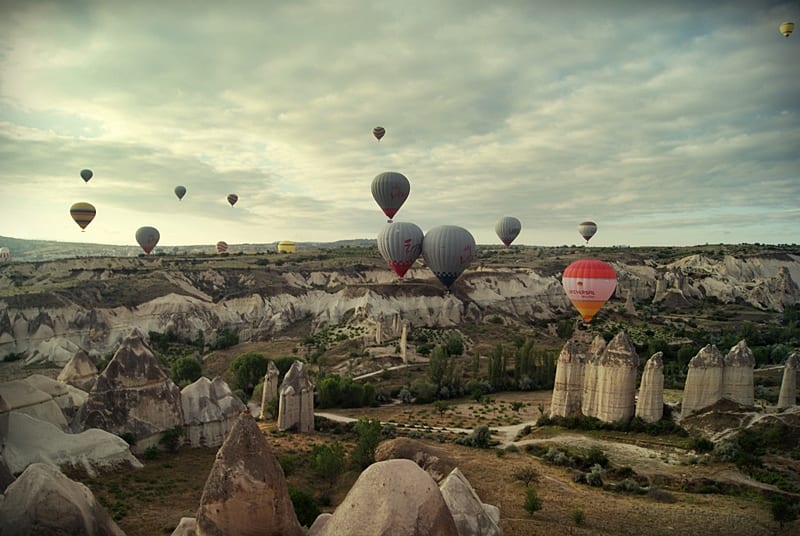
[495,216,522,247]
[578,221,597,243]
[216,241,228,253]
[371,172,409,222]
[422,225,476,290]
[174,186,187,200]
[373,126,386,141]
[70,202,96,231]
[779,21,794,38]
[377,221,423,278]
[80,169,93,183]
[227,194,238,207]
[562,259,617,323]
[135,226,160,254]
[0,247,10,263]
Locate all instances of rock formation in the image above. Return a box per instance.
[401,321,408,363]
[73,330,184,452]
[722,340,755,407]
[23,373,87,421]
[681,344,724,419]
[594,331,639,423]
[0,454,14,493]
[171,517,197,536]
[635,352,664,423]
[374,437,456,483]
[310,459,459,536]
[439,467,503,536]
[549,340,585,418]
[0,378,68,429]
[0,462,125,536]
[57,349,99,392]
[580,335,607,419]
[181,377,246,448]
[277,361,314,432]
[778,352,799,409]
[259,360,280,420]
[195,413,304,536]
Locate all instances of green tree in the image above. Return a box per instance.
[170,356,202,385]
[351,418,382,469]
[289,487,321,527]
[434,400,452,416]
[523,486,542,516]
[229,352,268,397]
[311,441,346,488]
[428,345,450,391]
[444,335,464,356]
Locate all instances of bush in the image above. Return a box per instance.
[143,446,159,460]
[512,466,540,486]
[278,453,298,476]
[170,356,202,384]
[572,509,585,526]
[351,418,382,469]
[689,436,715,453]
[289,487,321,528]
[212,328,239,350]
[523,486,542,515]
[311,441,346,488]
[229,352,269,398]
[159,426,184,452]
[647,487,677,503]
[616,478,643,494]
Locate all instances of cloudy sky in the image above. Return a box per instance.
[1,1,798,248]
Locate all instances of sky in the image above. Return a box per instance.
[0,0,798,248]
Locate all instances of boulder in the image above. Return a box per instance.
[374,437,456,482]
[259,360,280,420]
[277,361,314,432]
[0,378,68,429]
[171,517,197,536]
[312,459,458,536]
[307,513,332,536]
[57,349,99,392]
[0,454,13,494]
[73,330,183,452]
[594,331,639,423]
[722,340,755,407]
[580,335,606,419]
[635,352,664,423]
[778,352,799,409]
[549,340,584,418]
[181,377,245,448]
[0,462,125,535]
[681,344,724,419]
[23,337,81,367]
[23,373,88,421]
[195,413,303,536]
[439,467,503,536]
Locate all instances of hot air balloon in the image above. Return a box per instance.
[495,216,522,247]
[578,221,598,243]
[227,194,238,207]
[0,247,10,263]
[377,221,424,278]
[70,202,96,231]
[373,126,386,141]
[422,225,476,290]
[174,186,187,200]
[371,172,409,222]
[562,259,617,323]
[779,21,794,37]
[135,226,160,254]
[216,241,228,253]
[80,169,93,183]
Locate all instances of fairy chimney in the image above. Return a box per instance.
[635,352,664,423]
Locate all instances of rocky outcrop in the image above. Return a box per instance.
[0,378,68,429]
[635,352,664,423]
[580,336,607,419]
[181,377,245,448]
[722,340,755,407]
[73,330,183,452]
[311,459,459,536]
[259,361,280,420]
[57,349,99,392]
[549,340,584,418]
[0,454,13,493]
[2,411,142,476]
[0,462,125,536]
[439,467,503,536]
[277,361,314,433]
[594,332,639,423]
[374,437,456,483]
[195,413,304,536]
[681,345,724,419]
[23,373,87,421]
[778,353,799,409]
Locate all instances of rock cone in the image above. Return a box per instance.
[594,331,639,422]
[722,340,755,407]
[681,344,724,419]
[635,352,664,423]
[778,352,799,409]
[549,340,585,418]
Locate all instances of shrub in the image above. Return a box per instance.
[647,487,677,503]
[159,426,184,452]
[523,486,542,515]
[572,509,585,526]
[770,496,799,528]
[278,453,298,476]
[689,436,715,453]
[229,352,269,398]
[585,464,604,487]
[584,446,609,469]
[512,466,540,486]
[143,446,159,460]
[616,478,642,494]
[311,441,346,488]
[212,328,239,350]
[289,487,320,528]
[351,418,382,469]
[170,356,202,384]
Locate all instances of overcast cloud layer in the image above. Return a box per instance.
[1,0,798,248]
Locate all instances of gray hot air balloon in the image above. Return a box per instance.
[0,247,10,263]
[578,221,597,243]
[371,171,410,222]
[174,185,187,200]
[422,225,476,290]
[135,226,160,254]
[377,221,423,278]
[495,216,522,247]
[80,169,93,183]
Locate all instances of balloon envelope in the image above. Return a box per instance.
[377,221,423,278]
[422,225,476,290]
[70,202,96,230]
[495,216,522,247]
[227,194,238,206]
[371,172,409,221]
[174,186,187,200]
[216,241,228,253]
[135,226,160,254]
[562,259,617,323]
[779,21,794,37]
[578,221,598,243]
[373,126,386,141]
[80,169,93,183]
[0,247,10,263]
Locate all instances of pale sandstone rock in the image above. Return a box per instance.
[722,340,755,407]
[374,437,456,483]
[259,361,280,420]
[277,361,314,432]
[171,517,197,536]
[581,336,607,419]
[0,454,14,493]
[778,352,799,409]
[181,377,245,448]
[549,340,585,418]
[313,459,459,536]
[195,413,303,536]
[681,344,724,419]
[23,373,87,421]
[0,462,125,536]
[0,378,67,429]
[57,349,99,392]
[439,467,503,536]
[307,513,332,536]
[594,331,639,423]
[636,352,664,423]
